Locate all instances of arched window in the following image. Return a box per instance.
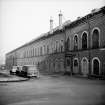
[40,47,42,55]
[56,41,58,52]
[47,45,49,54]
[33,48,34,57]
[66,58,70,66]
[73,58,79,74]
[92,28,100,49]
[92,57,100,75]
[81,57,88,75]
[74,59,78,67]
[66,37,70,51]
[82,32,88,49]
[61,40,64,52]
[34,48,36,56]
[74,35,78,50]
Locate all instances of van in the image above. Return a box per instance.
[21,65,39,78]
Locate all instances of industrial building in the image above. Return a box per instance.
[6,6,105,77]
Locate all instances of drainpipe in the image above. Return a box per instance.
[63,27,67,74]
[87,17,91,76]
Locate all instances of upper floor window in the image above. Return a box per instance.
[49,44,52,54]
[61,40,64,52]
[92,28,100,49]
[66,37,70,51]
[47,45,49,54]
[44,45,46,55]
[26,51,28,57]
[36,48,37,56]
[82,31,88,50]
[74,35,78,50]
[38,47,40,56]
[34,48,36,56]
[29,50,31,57]
[56,41,58,52]
[33,48,34,57]
[24,51,26,58]
[52,43,54,53]
[31,49,33,57]
[66,58,70,66]
[40,47,42,55]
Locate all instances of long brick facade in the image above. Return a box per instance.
[6,6,105,77]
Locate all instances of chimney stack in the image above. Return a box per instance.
[59,10,62,27]
[50,17,53,32]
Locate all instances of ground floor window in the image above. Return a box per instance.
[66,58,70,66]
[92,57,100,75]
[81,57,88,75]
[73,58,79,74]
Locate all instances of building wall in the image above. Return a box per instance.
[6,30,65,74]
[65,10,105,76]
[6,6,105,76]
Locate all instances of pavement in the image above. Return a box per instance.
[0,70,29,82]
[0,69,104,82]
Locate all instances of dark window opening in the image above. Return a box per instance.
[93,59,100,75]
[74,35,78,50]
[67,59,70,66]
[66,37,70,51]
[74,59,78,66]
[82,32,87,50]
[92,29,99,49]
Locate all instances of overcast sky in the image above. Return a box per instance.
[0,0,105,64]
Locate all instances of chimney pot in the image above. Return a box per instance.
[50,17,53,33]
[59,10,62,27]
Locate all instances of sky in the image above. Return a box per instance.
[0,0,105,64]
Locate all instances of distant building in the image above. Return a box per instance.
[6,6,105,77]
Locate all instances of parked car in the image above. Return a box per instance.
[21,65,39,78]
[10,66,18,75]
[16,66,23,76]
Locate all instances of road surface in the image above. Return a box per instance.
[0,75,105,105]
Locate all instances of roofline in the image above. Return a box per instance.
[65,6,105,29]
[6,6,105,55]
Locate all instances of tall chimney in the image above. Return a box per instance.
[50,17,53,32]
[59,10,62,26]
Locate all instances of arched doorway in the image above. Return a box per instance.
[81,57,88,75]
[92,57,100,75]
[92,28,100,49]
[73,58,79,74]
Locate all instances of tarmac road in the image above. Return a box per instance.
[0,75,105,105]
